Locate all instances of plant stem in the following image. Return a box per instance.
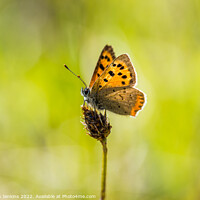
[100,137,107,200]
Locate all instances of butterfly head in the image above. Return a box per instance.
[81,87,90,100]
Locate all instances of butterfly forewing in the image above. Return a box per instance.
[89,45,116,89]
[91,54,136,92]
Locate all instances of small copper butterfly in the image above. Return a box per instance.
[65,45,146,117]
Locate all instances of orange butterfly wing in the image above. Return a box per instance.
[89,45,115,89]
[130,90,145,116]
[91,54,136,90]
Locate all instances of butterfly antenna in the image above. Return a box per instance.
[64,64,87,88]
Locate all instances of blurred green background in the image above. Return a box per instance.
[0,0,200,199]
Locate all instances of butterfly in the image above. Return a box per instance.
[65,45,146,117]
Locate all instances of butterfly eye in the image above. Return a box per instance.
[84,88,90,96]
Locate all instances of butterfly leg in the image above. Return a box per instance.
[94,106,98,119]
[104,109,107,118]
[93,106,102,124]
[96,109,104,126]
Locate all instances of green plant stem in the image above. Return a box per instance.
[100,138,107,200]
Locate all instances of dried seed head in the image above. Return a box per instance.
[81,106,112,140]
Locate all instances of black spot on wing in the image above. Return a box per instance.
[119,94,123,100]
[108,71,115,76]
[117,64,122,67]
[120,66,124,70]
[118,72,122,76]
[122,75,127,79]
[100,64,104,70]
[104,78,108,82]
[122,81,125,85]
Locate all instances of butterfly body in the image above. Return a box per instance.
[80,45,146,117]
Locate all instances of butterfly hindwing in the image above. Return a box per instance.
[96,87,145,116]
[91,54,136,92]
[89,45,115,88]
